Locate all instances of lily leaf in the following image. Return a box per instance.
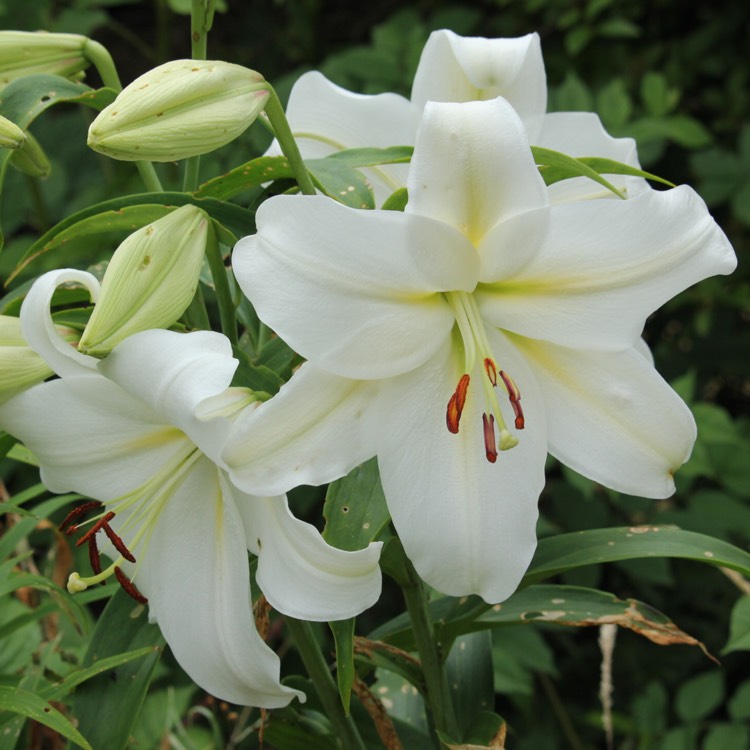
[531,145,625,198]
[329,618,356,714]
[0,686,92,750]
[194,155,293,200]
[307,157,375,209]
[327,145,413,168]
[8,192,254,283]
[541,155,675,188]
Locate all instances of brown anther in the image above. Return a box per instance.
[76,511,115,547]
[499,370,525,430]
[102,523,136,563]
[114,567,148,604]
[59,501,103,533]
[446,374,470,434]
[483,358,498,386]
[482,413,498,463]
[88,535,102,576]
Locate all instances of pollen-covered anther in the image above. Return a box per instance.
[499,370,525,430]
[482,413,498,463]
[446,373,470,434]
[483,357,498,386]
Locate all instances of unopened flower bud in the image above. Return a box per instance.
[0,115,26,149]
[78,204,209,355]
[0,315,74,403]
[0,31,88,90]
[10,131,51,178]
[87,59,270,162]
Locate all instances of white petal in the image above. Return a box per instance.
[514,337,696,497]
[477,186,737,350]
[237,494,382,620]
[407,98,548,246]
[375,333,547,603]
[99,329,237,461]
[224,363,376,496]
[411,30,547,141]
[21,269,100,377]
[0,376,187,499]
[269,71,417,202]
[537,112,647,203]
[234,195,478,379]
[133,459,304,707]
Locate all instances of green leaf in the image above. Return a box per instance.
[0,74,116,250]
[596,79,632,129]
[0,686,92,749]
[723,596,750,654]
[71,588,165,750]
[675,669,723,721]
[323,458,391,552]
[523,526,750,585]
[9,192,254,283]
[231,345,284,396]
[532,146,625,198]
[728,680,750,720]
[445,632,494,739]
[307,158,375,210]
[641,72,677,117]
[575,157,675,187]
[329,619,355,714]
[327,145,413,168]
[382,187,409,211]
[194,155,294,200]
[703,724,750,750]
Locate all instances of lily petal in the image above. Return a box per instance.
[407,98,548,246]
[21,269,99,377]
[224,362,376,496]
[234,195,478,379]
[411,30,546,141]
[238,494,382,621]
[135,458,304,707]
[537,112,647,203]
[98,329,238,461]
[513,337,696,498]
[269,71,417,203]
[477,186,737,351]
[374,333,547,603]
[0,376,187,499]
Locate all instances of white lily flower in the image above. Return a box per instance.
[227,98,736,603]
[0,270,382,707]
[272,29,642,204]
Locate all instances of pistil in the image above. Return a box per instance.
[444,291,526,461]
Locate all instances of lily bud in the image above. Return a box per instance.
[0,315,58,403]
[0,31,88,90]
[78,204,209,356]
[10,131,51,178]
[0,115,26,149]
[87,59,270,162]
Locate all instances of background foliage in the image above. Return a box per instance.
[0,0,747,748]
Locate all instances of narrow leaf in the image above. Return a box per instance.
[307,158,375,210]
[531,146,625,198]
[0,686,92,750]
[329,619,356,714]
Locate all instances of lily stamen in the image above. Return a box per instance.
[447,373,470,433]
[59,500,103,535]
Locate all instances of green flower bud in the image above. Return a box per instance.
[0,115,26,149]
[87,59,270,162]
[0,31,88,90]
[10,130,51,178]
[0,315,54,403]
[78,204,209,355]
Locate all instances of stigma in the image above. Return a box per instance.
[444,291,525,462]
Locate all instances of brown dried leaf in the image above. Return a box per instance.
[352,676,403,750]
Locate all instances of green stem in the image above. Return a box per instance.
[82,38,122,90]
[135,161,163,192]
[400,552,460,742]
[285,618,366,750]
[205,222,237,345]
[182,155,201,192]
[263,86,316,196]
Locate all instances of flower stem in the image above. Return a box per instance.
[183,0,210,191]
[135,162,163,193]
[262,87,316,196]
[285,617,366,750]
[400,552,460,742]
[205,222,237,345]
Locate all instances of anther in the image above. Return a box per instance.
[482,413,498,463]
[102,523,136,563]
[499,370,525,430]
[446,374,470,434]
[76,511,116,547]
[114,567,148,604]
[87,535,102,576]
[59,501,103,533]
[483,358,498,386]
